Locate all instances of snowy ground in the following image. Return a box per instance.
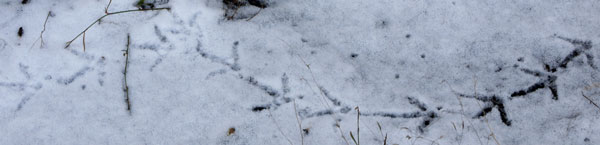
[1,0,600,144]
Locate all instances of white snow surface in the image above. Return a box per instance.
[1,0,600,144]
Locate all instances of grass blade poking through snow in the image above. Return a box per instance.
[293,100,305,145]
[383,134,387,145]
[350,107,360,145]
[349,132,357,145]
[376,122,387,145]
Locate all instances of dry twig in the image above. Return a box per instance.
[123,34,132,115]
[30,11,51,49]
[65,7,170,49]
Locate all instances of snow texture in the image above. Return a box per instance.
[1,0,600,144]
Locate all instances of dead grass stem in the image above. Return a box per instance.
[30,11,51,49]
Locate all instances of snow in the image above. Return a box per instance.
[1,0,600,144]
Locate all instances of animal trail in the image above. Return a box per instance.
[154,25,168,43]
[318,86,342,106]
[554,35,595,69]
[192,40,293,110]
[0,63,43,91]
[361,96,438,133]
[196,40,240,72]
[18,63,31,79]
[0,63,44,112]
[456,93,511,126]
[191,39,441,132]
[249,73,294,111]
[510,68,558,100]
[510,36,595,100]
[458,35,596,126]
[57,67,91,85]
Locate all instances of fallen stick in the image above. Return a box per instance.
[124,34,132,115]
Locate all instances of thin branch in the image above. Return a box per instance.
[30,11,51,49]
[246,8,262,21]
[124,34,132,115]
[82,32,86,52]
[65,7,170,49]
[581,92,600,111]
[105,0,112,14]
